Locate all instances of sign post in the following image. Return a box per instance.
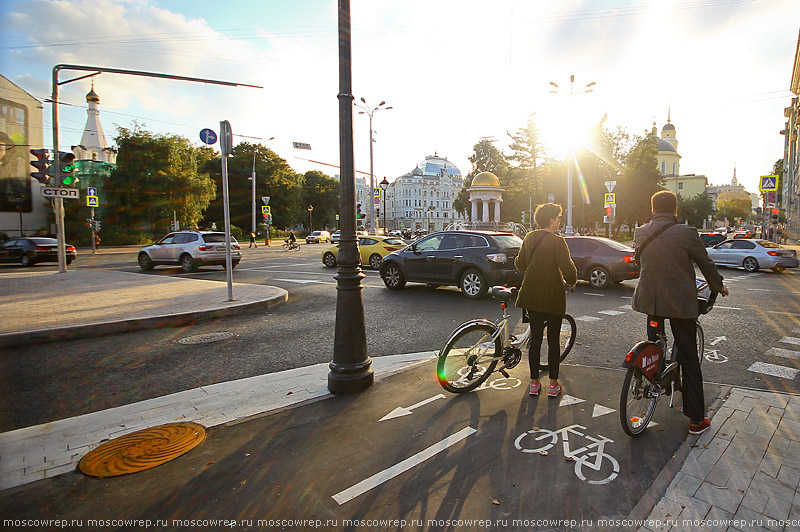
[219,120,234,301]
[604,181,617,237]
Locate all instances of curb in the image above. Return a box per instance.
[0,291,288,348]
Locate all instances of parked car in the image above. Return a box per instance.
[388,230,404,238]
[0,237,76,266]
[379,230,524,299]
[306,230,331,244]
[330,230,341,244]
[138,230,241,272]
[563,236,638,289]
[707,239,798,273]
[699,232,726,247]
[322,236,407,269]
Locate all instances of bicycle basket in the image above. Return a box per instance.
[696,278,714,315]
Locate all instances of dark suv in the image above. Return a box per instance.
[379,230,524,299]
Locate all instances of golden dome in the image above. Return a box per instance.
[471,172,500,187]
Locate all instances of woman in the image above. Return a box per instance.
[514,203,578,397]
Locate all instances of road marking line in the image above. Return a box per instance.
[593,404,616,418]
[780,337,800,346]
[747,362,799,379]
[331,426,477,505]
[747,288,771,292]
[575,316,602,322]
[714,306,741,310]
[769,347,800,360]
[618,305,633,310]
[379,394,446,421]
[274,279,334,284]
[584,293,605,297]
[598,310,625,316]
[621,296,632,299]
[559,395,585,407]
[769,311,800,316]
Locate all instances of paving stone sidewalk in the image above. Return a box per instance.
[642,388,800,532]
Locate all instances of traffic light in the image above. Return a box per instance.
[30,149,51,183]
[606,206,613,217]
[57,151,78,185]
[356,202,365,219]
[772,209,780,224]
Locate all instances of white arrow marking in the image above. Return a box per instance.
[332,426,477,505]
[559,395,586,407]
[710,336,727,346]
[379,394,446,421]
[592,404,616,418]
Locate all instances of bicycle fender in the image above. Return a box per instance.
[623,340,662,382]
[440,319,498,356]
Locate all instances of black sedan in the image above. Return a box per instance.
[564,236,638,289]
[379,230,524,299]
[0,237,77,266]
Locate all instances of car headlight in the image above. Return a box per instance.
[487,253,507,263]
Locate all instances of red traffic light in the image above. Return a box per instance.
[772,208,780,214]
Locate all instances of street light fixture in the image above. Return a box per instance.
[355,98,392,235]
[548,74,596,237]
[307,204,314,231]
[379,176,389,234]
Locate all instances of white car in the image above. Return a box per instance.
[306,230,331,244]
[138,230,241,272]
[707,239,798,273]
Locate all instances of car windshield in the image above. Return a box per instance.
[756,240,783,248]
[30,238,57,245]
[492,235,523,249]
[203,233,237,243]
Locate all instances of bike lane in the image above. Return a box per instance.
[1,361,725,531]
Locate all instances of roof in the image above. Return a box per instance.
[471,171,501,187]
[415,155,461,177]
[657,138,677,153]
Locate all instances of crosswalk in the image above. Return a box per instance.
[748,328,800,380]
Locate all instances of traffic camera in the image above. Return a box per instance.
[29,149,51,183]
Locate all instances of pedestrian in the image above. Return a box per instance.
[249,231,257,248]
[632,190,728,435]
[94,233,101,248]
[514,203,578,398]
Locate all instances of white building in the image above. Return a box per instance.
[72,83,117,165]
[381,154,466,232]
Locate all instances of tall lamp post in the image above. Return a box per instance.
[355,98,392,235]
[380,176,389,234]
[549,74,595,237]
[307,205,313,231]
[427,205,434,232]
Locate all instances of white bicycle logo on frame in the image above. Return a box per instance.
[454,366,521,390]
[514,424,619,485]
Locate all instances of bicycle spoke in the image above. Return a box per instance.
[438,324,499,393]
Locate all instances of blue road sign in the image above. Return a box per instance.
[87,187,97,196]
[760,175,778,192]
[200,128,217,145]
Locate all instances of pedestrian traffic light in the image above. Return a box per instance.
[606,206,613,217]
[772,209,780,224]
[29,149,51,183]
[356,202,365,219]
[57,151,78,185]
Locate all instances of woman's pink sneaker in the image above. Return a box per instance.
[529,382,541,396]
[548,383,563,397]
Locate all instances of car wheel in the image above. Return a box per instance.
[323,252,337,268]
[460,269,487,299]
[223,261,239,269]
[20,254,30,267]
[773,265,786,274]
[67,259,73,265]
[181,254,197,272]
[743,257,759,273]
[588,266,611,289]
[381,263,406,290]
[138,253,154,271]
[369,253,383,270]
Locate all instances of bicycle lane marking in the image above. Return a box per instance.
[331,426,477,505]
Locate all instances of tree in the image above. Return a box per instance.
[454,139,510,219]
[716,189,752,223]
[101,124,216,243]
[506,115,547,223]
[678,193,714,228]
[613,132,663,237]
[302,170,339,230]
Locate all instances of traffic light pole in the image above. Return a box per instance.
[50,64,262,273]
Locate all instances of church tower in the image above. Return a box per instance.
[73,81,116,164]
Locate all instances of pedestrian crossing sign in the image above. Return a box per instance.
[760,175,779,192]
[262,205,271,215]
[87,195,99,207]
[604,193,615,205]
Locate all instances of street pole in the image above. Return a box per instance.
[368,114,375,234]
[220,120,234,302]
[329,0,373,394]
[90,206,96,254]
[251,150,256,237]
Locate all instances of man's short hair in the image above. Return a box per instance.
[534,203,562,228]
[651,190,677,214]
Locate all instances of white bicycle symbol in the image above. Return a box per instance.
[454,366,521,390]
[703,348,728,363]
[514,424,619,485]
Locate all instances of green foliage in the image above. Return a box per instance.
[678,193,715,228]
[613,133,663,236]
[716,189,753,222]
[104,124,216,237]
[302,170,340,230]
[504,115,546,221]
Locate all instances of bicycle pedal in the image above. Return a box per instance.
[499,369,510,378]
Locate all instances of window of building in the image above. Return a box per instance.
[661,162,666,174]
[678,182,683,190]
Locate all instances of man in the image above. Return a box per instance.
[632,190,729,435]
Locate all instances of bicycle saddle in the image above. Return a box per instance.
[491,286,516,301]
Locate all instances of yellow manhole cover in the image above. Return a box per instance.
[79,422,206,477]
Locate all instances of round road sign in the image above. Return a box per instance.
[200,129,217,145]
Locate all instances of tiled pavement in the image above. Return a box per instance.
[642,388,800,532]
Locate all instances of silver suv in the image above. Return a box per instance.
[138,230,242,272]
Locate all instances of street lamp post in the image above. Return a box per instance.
[380,176,389,234]
[308,205,313,231]
[427,205,434,232]
[355,98,392,235]
[549,74,596,237]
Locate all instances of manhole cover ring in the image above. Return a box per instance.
[178,332,235,345]
[79,422,206,477]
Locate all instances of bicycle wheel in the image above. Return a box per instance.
[697,323,705,366]
[529,314,577,371]
[437,323,500,393]
[620,366,658,437]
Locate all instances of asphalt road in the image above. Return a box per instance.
[2,244,799,433]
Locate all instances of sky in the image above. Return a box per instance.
[1,0,799,196]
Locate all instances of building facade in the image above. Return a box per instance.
[782,30,800,239]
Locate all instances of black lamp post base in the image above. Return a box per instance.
[328,359,374,394]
